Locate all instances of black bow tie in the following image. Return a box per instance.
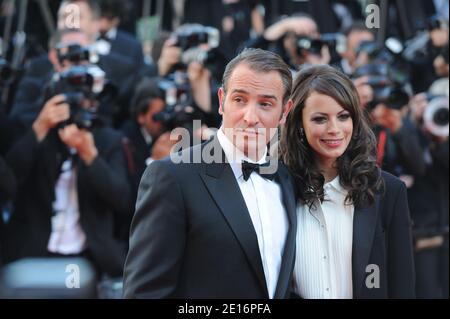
[241,161,277,182]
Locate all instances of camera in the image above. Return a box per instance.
[297,33,345,56]
[181,47,221,67]
[174,25,220,52]
[56,43,100,65]
[46,64,108,130]
[424,96,449,138]
[153,74,205,131]
[354,63,411,111]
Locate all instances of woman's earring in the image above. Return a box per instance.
[300,128,305,143]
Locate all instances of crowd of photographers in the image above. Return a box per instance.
[0,0,448,298]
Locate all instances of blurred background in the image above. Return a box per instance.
[0,0,448,299]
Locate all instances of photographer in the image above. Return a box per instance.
[339,21,376,75]
[2,75,131,279]
[365,97,426,179]
[154,24,223,128]
[406,48,449,298]
[10,28,115,131]
[243,14,332,71]
[121,77,167,199]
[350,38,426,178]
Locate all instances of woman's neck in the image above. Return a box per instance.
[317,159,338,183]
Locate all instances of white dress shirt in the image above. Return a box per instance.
[47,158,87,255]
[217,128,289,299]
[293,176,354,299]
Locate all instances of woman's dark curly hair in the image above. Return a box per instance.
[280,65,383,209]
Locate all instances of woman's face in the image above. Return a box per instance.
[302,92,354,166]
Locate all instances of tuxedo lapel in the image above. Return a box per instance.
[273,165,297,299]
[352,198,379,298]
[199,138,269,298]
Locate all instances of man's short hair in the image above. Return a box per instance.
[222,48,293,105]
[98,0,130,21]
[131,77,165,119]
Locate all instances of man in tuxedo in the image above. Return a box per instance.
[123,48,297,298]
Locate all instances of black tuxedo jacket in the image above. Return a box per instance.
[123,136,297,298]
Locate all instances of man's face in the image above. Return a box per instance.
[58,1,99,40]
[138,98,166,139]
[346,30,375,67]
[218,64,292,160]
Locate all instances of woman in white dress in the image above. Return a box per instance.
[281,65,415,299]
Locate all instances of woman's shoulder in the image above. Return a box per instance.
[380,170,406,191]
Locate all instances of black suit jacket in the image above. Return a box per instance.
[3,127,131,277]
[123,136,297,298]
[351,171,415,299]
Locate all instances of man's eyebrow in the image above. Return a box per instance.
[259,94,278,101]
[230,89,250,95]
[230,90,278,101]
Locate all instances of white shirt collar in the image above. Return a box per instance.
[140,126,153,145]
[105,27,118,41]
[217,127,267,180]
[324,175,347,196]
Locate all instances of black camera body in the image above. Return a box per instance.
[47,65,106,130]
[153,75,204,132]
[56,43,99,65]
[297,33,345,56]
[354,63,411,111]
[174,26,220,52]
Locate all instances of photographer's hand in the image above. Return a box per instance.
[158,38,182,77]
[409,93,428,124]
[304,45,331,65]
[188,61,212,113]
[32,95,70,142]
[151,132,179,160]
[264,17,318,41]
[58,124,98,165]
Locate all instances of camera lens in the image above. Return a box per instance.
[433,108,449,126]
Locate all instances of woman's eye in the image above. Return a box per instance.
[312,117,327,123]
[339,113,351,120]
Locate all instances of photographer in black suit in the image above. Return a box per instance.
[121,77,166,200]
[2,31,131,278]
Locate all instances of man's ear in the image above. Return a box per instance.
[279,99,293,125]
[218,87,225,115]
[137,113,146,126]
